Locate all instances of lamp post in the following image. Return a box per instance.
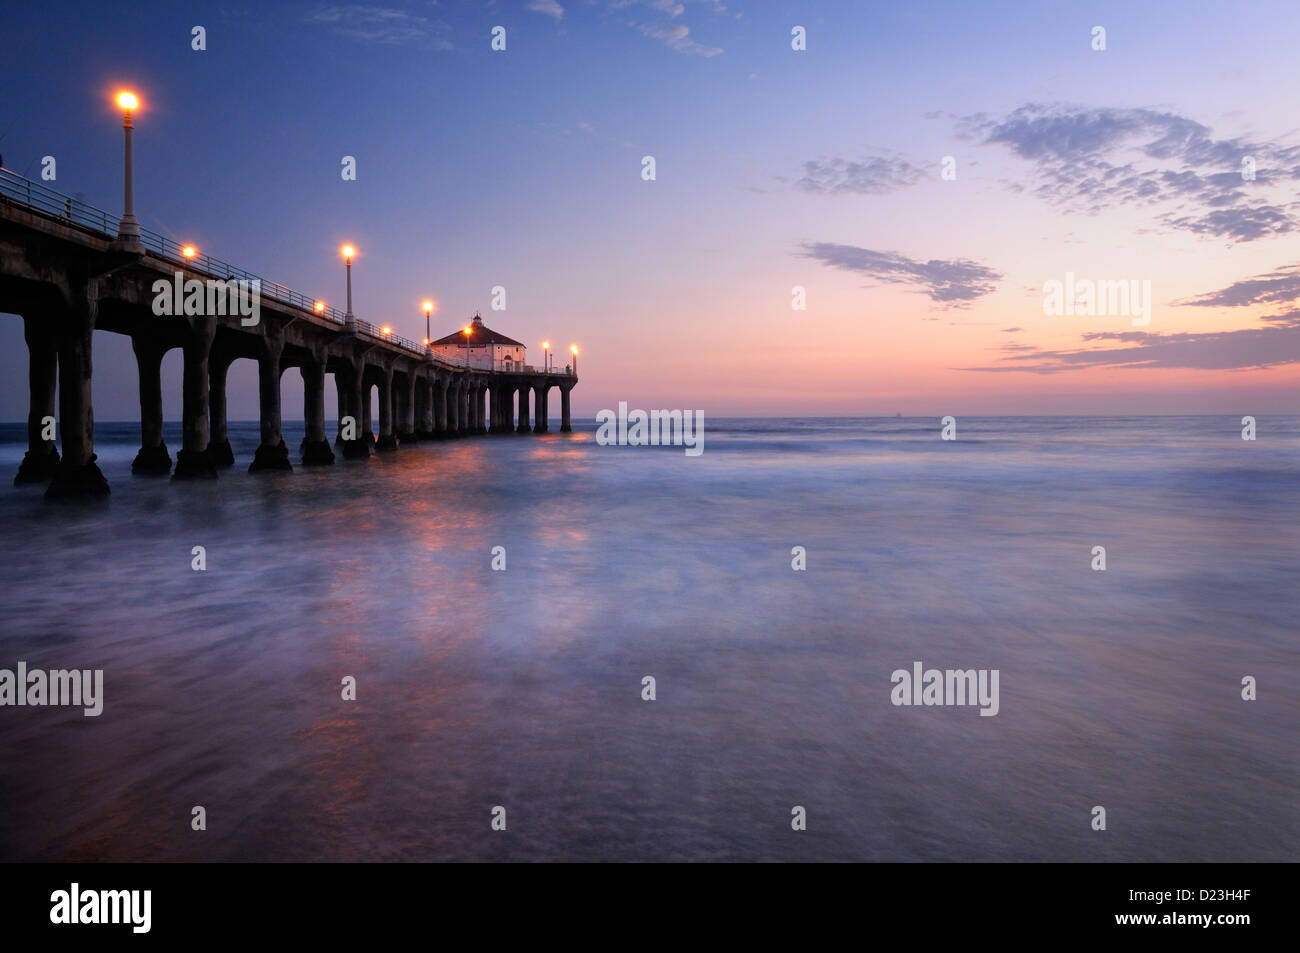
[463,325,472,369]
[542,341,550,373]
[113,91,143,252]
[423,300,434,353]
[342,245,356,327]
[570,344,578,376]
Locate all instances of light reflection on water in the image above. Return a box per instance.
[0,417,1296,861]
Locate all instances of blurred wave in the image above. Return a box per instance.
[0,417,1295,861]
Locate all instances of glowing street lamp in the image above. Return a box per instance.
[570,344,578,376]
[314,301,326,313]
[341,245,356,327]
[462,325,473,369]
[542,340,550,373]
[422,300,434,352]
[112,90,143,250]
[381,325,392,336]
[181,245,196,259]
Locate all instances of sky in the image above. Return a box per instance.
[2,0,1299,420]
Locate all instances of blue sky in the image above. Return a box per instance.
[2,0,1299,420]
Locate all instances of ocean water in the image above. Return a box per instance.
[0,416,1296,862]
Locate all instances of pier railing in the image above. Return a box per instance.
[0,167,539,371]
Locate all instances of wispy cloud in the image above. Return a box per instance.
[1177,261,1300,311]
[528,0,565,20]
[638,22,722,56]
[796,154,926,195]
[610,0,724,55]
[307,5,451,46]
[799,243,1003,305]
[965,263,1300,372]
[963,104,1300,242]
[963,322,1300,373]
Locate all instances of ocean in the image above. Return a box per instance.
[0,416,1296,861]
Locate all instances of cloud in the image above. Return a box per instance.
[612,0,725,55]
[962,322,1300,373]
[1000,327,1024,333]
[528,0,565,20]
[963,259,1300,372]
[1176,262,1300,310]
[796,154,926,195]
[638,21,722,56]
[306,5,450,46]
[799,242,1003,305]
[964,104,1300,242]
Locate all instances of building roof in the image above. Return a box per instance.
[431,313,525,348]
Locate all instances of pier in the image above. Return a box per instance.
[0,167,578,498]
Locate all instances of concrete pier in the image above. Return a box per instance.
[376,364,397,451]
[173,315,216,479]
[300,357,334,465]
[433,378,447,438]
[534,383,549,434]
[560,383,573,433]
[15,317,61,483]
[129,334,171,474]
[0,179,579,497]
[46,302,108,499]
[516,385,531,433]
[250,339,292,472]
[208,351,235,467]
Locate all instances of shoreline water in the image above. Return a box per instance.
[1,416,1296,861]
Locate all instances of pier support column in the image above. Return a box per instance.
[47,304,109,499]
[129,334,171,474]
[340,363,371,459]
[534,384,549,434]
[416,377,432,439]
[377,366,397,450]
[249,341,291,472]
[488,386,502,434]
[442,381,456,437]
[497,386,511,433]
[424,378,436,437]
[560,384,573,433]
[16,317,61,484]
[208,350,235,467]
[173,316,218,479]
[397,372,416,443]
[516,384,531,433]
[361,376,375,447]
[300,358,334,464]
[503,384,516,432]
[470,383,482,435]
[433,378,448,438]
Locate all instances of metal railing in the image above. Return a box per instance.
[0,167,466,365]
[0,167,121,234]
[520,363,574,375]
